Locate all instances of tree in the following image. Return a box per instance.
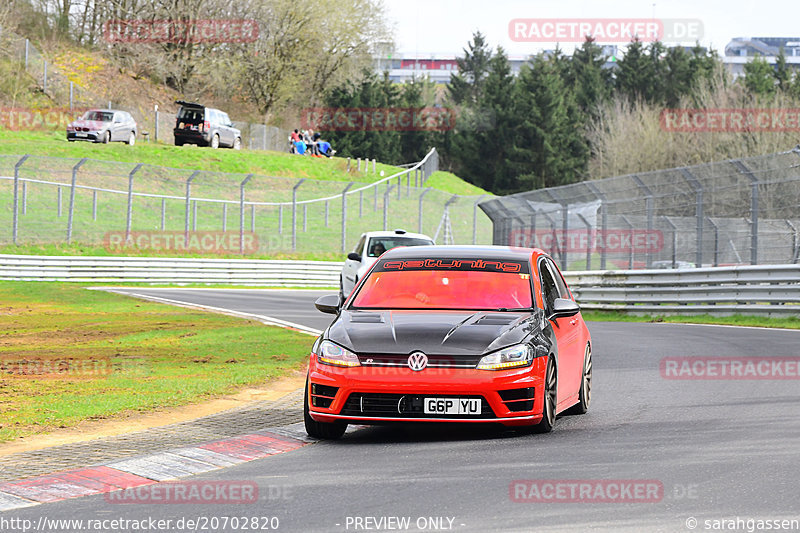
[743,56,776,95]
[615,38,653,103]
[569,37,612,116]
[448,32,492,106]
[508,54,588,191]
[774,47,790,91]
[662,46,693,107]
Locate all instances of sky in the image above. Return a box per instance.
[383,0,800,58]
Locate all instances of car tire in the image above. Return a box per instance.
[566,344,592,415]
[233,137,241,150]
[530,356,557,433]
[175,140,184,146]
[210,134,220,149]
[103,130,111,144]
[127,132,136,146]
[304,378,347,439]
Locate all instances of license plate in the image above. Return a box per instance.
[76,133,88,137]
[423,397,481,415]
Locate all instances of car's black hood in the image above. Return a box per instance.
[327,309,545,356]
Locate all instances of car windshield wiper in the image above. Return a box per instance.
[494,307,535,312]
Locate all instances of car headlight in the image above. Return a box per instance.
[317,340,360,367]
[476,343,533,370]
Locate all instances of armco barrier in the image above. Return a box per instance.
[563,264,800,316]
[0,255,342,286]
[0,256,797,316]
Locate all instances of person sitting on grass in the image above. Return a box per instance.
[293,135,307,155]
[317,139,335,158]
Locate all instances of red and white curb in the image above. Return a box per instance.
[0,427,314,512]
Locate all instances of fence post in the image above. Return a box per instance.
[340,182,355,252]
[278,204,283,234]
[679,168,704,268]
[472,195,486,244]
[373,159,376,173]
[12,155,30,245]
[731,160,760,265]
[706,217,719,267]
[154,105,159,143]
[24,39,29,68]
[22,181,27,215]
[92,190,97,221]
[125,163,143,242]
[662,216,678,268]
[57,186,62,217]
[357,158,361,172]
[787,220,799,264]
[324,200,329,227]
[192,201,197,231]
[631,175,655,268]
[222,203,228,232]
[577,213,593,270]
[545,189,569,270]
[67,158,89,243]
[620,214,634,269]
[239,174,253,254]
[418,188,432,234]
[383,185,395,231]
[585,182,607,270]
[184,171,200,241]
[397,175,401,199]
[292,179,305,251]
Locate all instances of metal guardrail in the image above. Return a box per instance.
[563,265,800,316]
[1,255,796,315]
[0,255,342,286]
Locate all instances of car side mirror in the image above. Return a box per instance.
[548,298,580,321]
[347,252,361,262]
[315,294,341,314]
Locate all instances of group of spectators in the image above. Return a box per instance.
[289,129,335,157]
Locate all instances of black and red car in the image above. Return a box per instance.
[305,245,592,439]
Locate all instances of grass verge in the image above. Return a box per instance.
[0,282,313,442]
[583,310,800,330]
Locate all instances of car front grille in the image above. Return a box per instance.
[358,354,481,368]
[340,393,495,419]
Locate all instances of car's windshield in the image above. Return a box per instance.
[82,111,113,122]
[351,258,533,310]
[366,237,433,257]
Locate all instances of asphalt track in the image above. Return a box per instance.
[6,288,800,533]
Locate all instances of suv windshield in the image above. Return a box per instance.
[351,258,533,310]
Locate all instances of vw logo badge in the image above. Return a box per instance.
[408,351,428,371]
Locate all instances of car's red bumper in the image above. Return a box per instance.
[307,354,547,427]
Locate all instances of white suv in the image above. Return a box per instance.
[340,229,434,299]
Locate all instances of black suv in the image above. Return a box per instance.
[173,101,242,149]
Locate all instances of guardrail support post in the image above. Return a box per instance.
[124,163,142,242]
[239,174,253,254]
[418,188,432,234]
[292,179,305,251]
[341,182,355,252]
[679,168,704,268]
[731,160,760,265]
[184,171,199,242]
[12,155,30,245]
[67,158,88,243]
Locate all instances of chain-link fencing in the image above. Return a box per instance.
[480,147,800,270]
[0,148,494,255]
